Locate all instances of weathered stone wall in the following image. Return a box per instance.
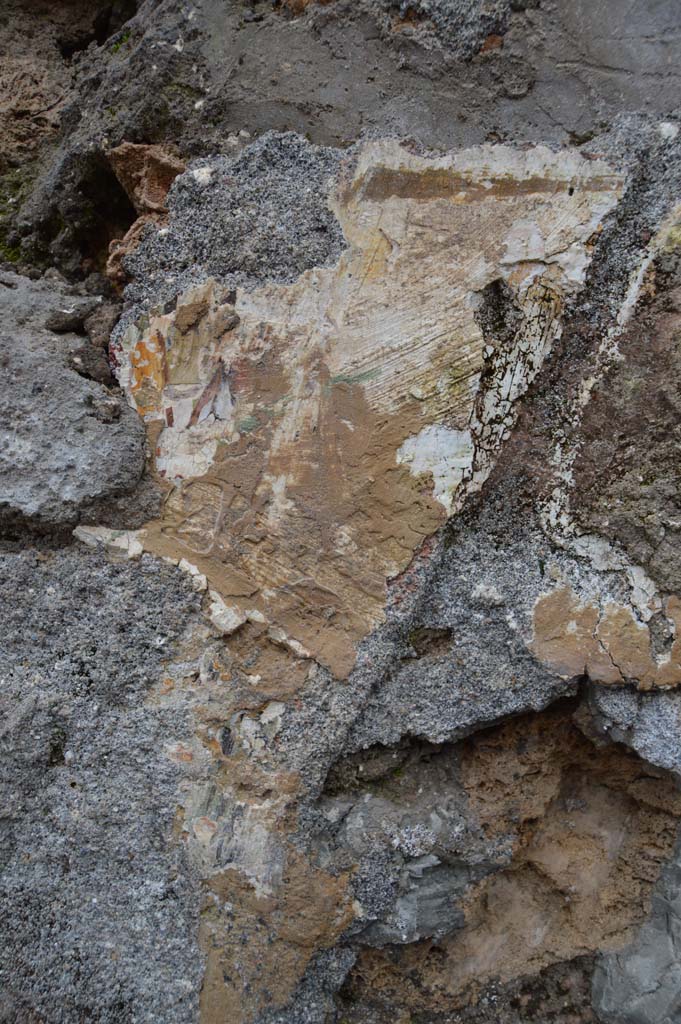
[2,2,681,1023]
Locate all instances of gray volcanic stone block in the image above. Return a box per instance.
[0,271,147,534]
[593,839,681,1024]
[0,548,203,1023]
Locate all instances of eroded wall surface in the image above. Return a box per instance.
[2,2,681,1023]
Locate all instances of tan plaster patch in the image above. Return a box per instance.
[199,851,353,1024]
[531,586,681,689]
[106,142,185,288]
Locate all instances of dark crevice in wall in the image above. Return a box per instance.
[57,1,140,60]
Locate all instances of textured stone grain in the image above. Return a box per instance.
[0,271,150,534]
[0,548,203,1023]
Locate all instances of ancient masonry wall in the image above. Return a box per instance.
[2,2,681,1023]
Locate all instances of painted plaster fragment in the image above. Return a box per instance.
[117,142,621,678]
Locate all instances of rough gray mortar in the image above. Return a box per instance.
[7,0,681,274]
[256,949,357,1024]
[115,131,348,341]
[0,548,204,1023]
[0,270,157,535]
[343,513,577,751]
[582,684,681,778]
[350,0,515,59]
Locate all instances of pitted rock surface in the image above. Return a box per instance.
[0,272,148,533]
[0,548,203,1023]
